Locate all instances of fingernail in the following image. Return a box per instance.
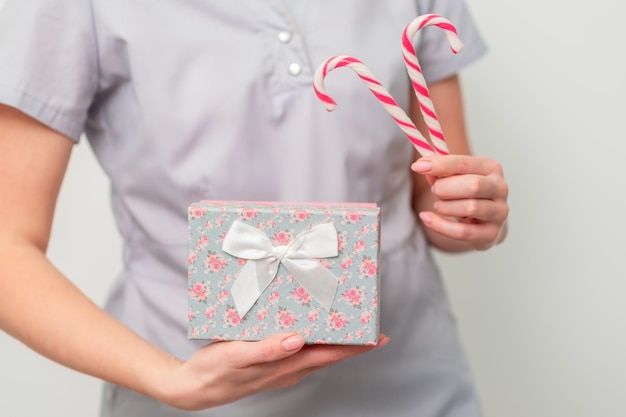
[281,335,305,351]
[419,212,432,225]
[412,160,433,173]
[375,336,390,349]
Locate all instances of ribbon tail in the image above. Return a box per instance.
[231,259,279,318]
[282,258,339,312]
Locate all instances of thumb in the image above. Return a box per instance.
[226,333,305,368]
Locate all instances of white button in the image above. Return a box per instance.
[278,31,292,43]
[288,63,302,76]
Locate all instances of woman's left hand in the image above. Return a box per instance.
[412,155,509,251]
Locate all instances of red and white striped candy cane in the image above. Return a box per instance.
[402,14,464,155]
[313,55,437,157]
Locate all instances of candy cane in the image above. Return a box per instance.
[313,55,437,157]
[402,14,464,155]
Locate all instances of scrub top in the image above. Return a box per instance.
[0,1,488,416]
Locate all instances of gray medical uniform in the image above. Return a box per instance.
[0,0,487,416]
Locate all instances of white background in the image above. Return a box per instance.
[1,0,625,416]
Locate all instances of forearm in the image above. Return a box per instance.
[0,242,180,403]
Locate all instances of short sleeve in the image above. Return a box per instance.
[0,0,99,141]
[415,0,488,83]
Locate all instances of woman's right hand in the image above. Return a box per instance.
[158,333,388,410]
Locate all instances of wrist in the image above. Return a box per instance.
[129,349,193,409]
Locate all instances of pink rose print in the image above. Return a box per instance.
[342,287,364,308]
[291,286,312,305]
[360,310,372,324]
[252,325,261,335]
[352,240,365,253]
[215,217,225,226]
[267,219,276,228]
[268,291,281,305]
[337,233,346,251]
[224,307,242,327]
[190,327,199,337]
[344,333,353,343]
[205,306,217,319]
[355,329,365,339]
[256,307,269,321]
[222,274,232,283]
[189,282,209,302]
[240,208,258,220]
[293,209,311,222]
[196,235,209,249]
[237,258,247,266]
[216,289,229,304]
[303,328,313,337]
[327,311,350,330]
[204,252,228,272]
[371,221,379,231]
[272,230,292,246]
[204,221,214,230]
[345,210,363,223]
[340,255,353,270]
[359,257,378,277]
[318,259,332,269]
[308,309,320,322]
[190,206,206,219]
[371,295,378,308]
[188,251,198,265]
[275,308,298,329]
[187,309,196,321]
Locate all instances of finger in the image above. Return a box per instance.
[419,212,501,249]
[223,333,306,368]
[292,334,389,369]
[237,335,388,392]
[431,174,506,201]
[433,199,507,223]
[412,155,504,178]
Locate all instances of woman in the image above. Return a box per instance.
[0,0,508,415]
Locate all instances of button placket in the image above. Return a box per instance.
[268,4,313,91]
[278,30,302,76]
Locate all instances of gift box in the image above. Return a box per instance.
[187,201,381,345]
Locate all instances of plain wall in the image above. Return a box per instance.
[1,0,625,416]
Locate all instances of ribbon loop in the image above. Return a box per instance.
[222,220,340,318]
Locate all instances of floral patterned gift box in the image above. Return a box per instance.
[187,201,381,345]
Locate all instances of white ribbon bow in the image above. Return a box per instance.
[222,220,340,318]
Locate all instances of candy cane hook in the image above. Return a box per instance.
[313,55,437,157]
[402,14,464,155]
